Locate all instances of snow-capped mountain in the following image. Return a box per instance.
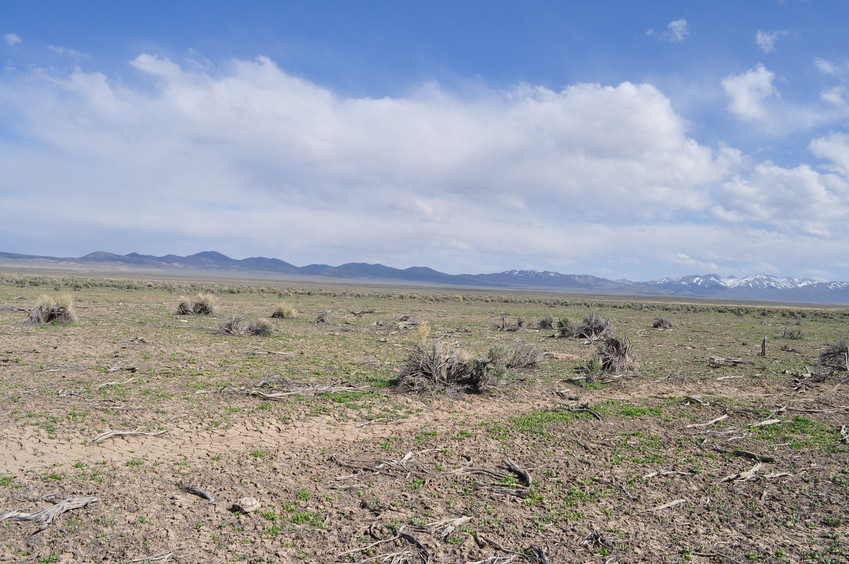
[3,251,849,304]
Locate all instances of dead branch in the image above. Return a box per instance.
[91,429,168,444]
[686,414,728,428]
[127,553,174,564]
[643,470,695,479]
[709,357,753,368]
[750,419,781,428]
[503,458,531,486]
[840,425,849,443]
[0,496,99,526]
[712,448,775,463]
[716,462,789,483]
[96,377,135,388]
[643,498,687,512]
[176,482,216,504]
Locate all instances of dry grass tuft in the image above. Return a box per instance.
[217,316,273,336]
[271,302,298,319]
[25,294,77,324]
[176,293,216,316]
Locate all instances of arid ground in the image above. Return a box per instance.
[0,272,847,563]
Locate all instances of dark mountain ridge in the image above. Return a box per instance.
[2,250,848,304]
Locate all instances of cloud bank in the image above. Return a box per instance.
[1,54,849,279]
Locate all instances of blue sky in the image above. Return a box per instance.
[3,1,849,280]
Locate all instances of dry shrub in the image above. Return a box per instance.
[556,318,575,338]
[25,294,77,324]
[271,302,298,319]
[819,340,848,371]
[217,316,273,336]
[574,313,611,340]
[176,293,216,316]
[652,317,673,329]
[596,335,637,374]
[398,343,510,394]
[316,310,332,324]
[538,316,554,330]
[507,340,546,369]
[398,340,543,394]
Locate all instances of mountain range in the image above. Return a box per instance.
[2,250,848,305]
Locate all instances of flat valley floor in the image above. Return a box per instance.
[0,272,847,563]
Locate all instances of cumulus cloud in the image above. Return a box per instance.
[1,53,848,279]
[4,33,21,46]
[721,64,778,122]
[755,30,788,54]
[646,18,690,43]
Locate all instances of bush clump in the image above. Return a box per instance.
[217,315,273,336]
[596,335,637,374]
[574,313,612,340]
[555,313,611,340]
[398,340,544,394]
[538,316,555,330]
[25,294,77,324]
[271,302,298,319]
[176,293,216,316]
[652,317,673,329]
[819,340,848,371]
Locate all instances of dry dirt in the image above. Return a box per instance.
[0,275,847,563]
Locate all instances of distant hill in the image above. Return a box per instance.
[2,250,848,304]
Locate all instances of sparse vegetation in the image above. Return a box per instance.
[596,335,637,374]
[652,316,673,329]
[176,293,216,315]
[217,315,273,336]
[1,272,848,563]
[270,302,298,319]
[24,294,77,324]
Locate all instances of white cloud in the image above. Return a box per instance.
[646,19,690,43]
[4,33,21,46]
[755,30,788,54]
[721,64,778,122]
[1,53,848,280]
[48,45,90,60]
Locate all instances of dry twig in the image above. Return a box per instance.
[91,429,168,444]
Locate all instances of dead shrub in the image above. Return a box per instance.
[507,340,546,369]
[271,302,298,319]
[782,326,804,339]
[574,313,611,340]
[397,340,544,394]
[819,340,848,371]
[176,293,216,316]
[652,316,673,329]
[596,335,637,374]
[398,342,511,394]
[316,310,332,324]
[25,294,77,324]
[538,316,554,330]
[217,315,273,336]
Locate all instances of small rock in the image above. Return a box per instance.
[232,497,260,513]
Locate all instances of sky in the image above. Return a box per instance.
[3,1,849,281]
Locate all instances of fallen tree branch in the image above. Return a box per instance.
[712,448,775,463]
[95,377,135,389]
[686,414,728,428]
[643,498,687,512]
[91,429,167,444]
[0,496,99,526]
